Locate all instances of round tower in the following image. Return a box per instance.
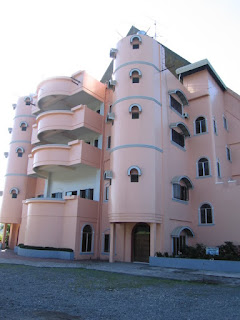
[0,96,36,248]
[109,33,164,262]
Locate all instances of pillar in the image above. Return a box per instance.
[109,222,115,263]
[150,223,157,257]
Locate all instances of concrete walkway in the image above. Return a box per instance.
[0,249,240,286]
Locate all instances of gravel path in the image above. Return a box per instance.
[0,264,240,320]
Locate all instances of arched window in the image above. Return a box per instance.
[128,166,142,183]
[198,158,210,177]
[16,147,24,157]
[9,187,19,199]
[195,116,207,134]
[129,104,142,119]
[199,203,213,225]
[130,35,142,49]
[20,121,28,131]
[170,122,190,149]
[81,224,93,253]
[129,69,142,84]
[171,226,194,255]
[171,176,194,202]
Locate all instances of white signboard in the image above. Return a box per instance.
[206,247,219,255]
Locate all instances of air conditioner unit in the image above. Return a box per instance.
[110,48,118,59]
[104,170,113,180]
[12,104,17,110]
[107,112,115,122]
[8,128,12,134]
[4,152,8,158]
[183,112,189,119]
[108,80,117,90]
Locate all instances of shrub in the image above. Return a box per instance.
[18,244,73,252]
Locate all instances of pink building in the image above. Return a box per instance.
[1,27,240,262]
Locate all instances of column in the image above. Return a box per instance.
[109,223,115,263]
[150,223,157,257]
[2,223,7,249]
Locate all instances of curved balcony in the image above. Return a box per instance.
[37,71,106,112]
[33,105,103,144]
[27,140,101,176]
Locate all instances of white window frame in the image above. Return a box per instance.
[197,157,211,178]
[198,203,214,225]
[194,116,208,135]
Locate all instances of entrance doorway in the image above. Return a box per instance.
[132,223,150,262]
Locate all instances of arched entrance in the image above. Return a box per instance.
[132,223,150,262]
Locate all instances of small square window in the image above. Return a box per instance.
[21,126,27,131]
[131,174,139,182]
[132,112,139,119]
[18,152,23,157]
[133,44,139,49]
[12,193,17,199]
[132,77,139,83]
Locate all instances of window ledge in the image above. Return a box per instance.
[194,131,208,136]
[196,175,212,179]
[101,252,110,255]
[198,223,215,226]
[172,198,189,205]
[80,252,94,255]
[171,141,186,151]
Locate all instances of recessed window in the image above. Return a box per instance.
[226,147,232,162]
[195,117,207,134]
[173,183,188,201]
[81,225,93,253]
[130,169,139,182]
[172,176,193,202]
[223,116,228,130]
[213,118,217,135]
[217,159,221,178]
[128,166,141,183]
[129,68,142,84]
[51,192,62,199]
[104,234,110,253]
[105,186,109,201]
[133,44,139,49]
[10,187,19,199]
[199,203,213,224]
[171,129,185,148]
[20,121,28,131]
[107,136,111,149]
[130,35,142,49]
[198,158,210,177]
[129,104,142,119]
[80,189,94,200]
[16,147,24,158]
[65,191,77,196]
[173,235,186,255]
[170,96,182,115]
[94,139,98,148]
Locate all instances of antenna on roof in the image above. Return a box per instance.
[116,30,123,39]
[154,20,157,40]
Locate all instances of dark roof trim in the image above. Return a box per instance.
[176,59,227,91]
